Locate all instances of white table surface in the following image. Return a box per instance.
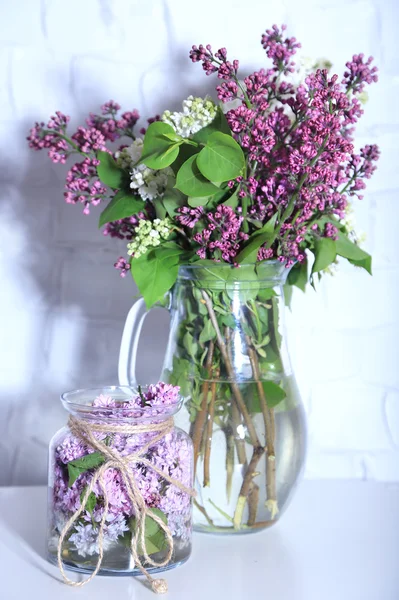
[1,481,398,600]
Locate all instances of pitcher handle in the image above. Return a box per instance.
[118,297,149,386]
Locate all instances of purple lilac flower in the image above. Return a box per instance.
[193,205,248,262]
[190,27,379,264]
[342,54,378,94]
[64,158,106,215]
[144,382,180,406]
[57,436,87,464]
[52,383,191,557]
[114,257,131,278]
[176,206,204,228]
[92,394,117,408]
[71,127,107,154]
[27,101,142,226]
[261,24,301,74]
[85,102,140,142]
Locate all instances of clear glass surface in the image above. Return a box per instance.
[160,262,307,533]
[47,386,193,575]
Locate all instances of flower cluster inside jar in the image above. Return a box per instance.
[51,383,192,558]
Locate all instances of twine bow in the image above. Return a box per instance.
[57,415,196,594]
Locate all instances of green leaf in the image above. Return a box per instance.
[161,131,184,143]
[96,151,124,189]
[162,178,187,217]
[196,132,245,182]
[130,508,168,556]
[141,122,181,169]
[263,381,287,408]
[154,199,167,219]
[67,452,105,487]
[221,313,236,329]
[257,287,277,302]
[191,108,231,144]
[348,254,372,275]
[236,214,278,264]
[287,259,308,292]
[188,196,210,207]
[199,319,216,344]
[222,189,239,208]
[312,238,337,273]
[170,144,198,175]
[130,246,184,309]
[167,356,195,396]
[154,241,188,263]
[67,464,82,488]
[144,508,167,536]
[336,233,372,275]
[98,191,144,227]
[248,381,286,412]
[175,155,219,197]
[183,331,198,357]
[80,488,97,515]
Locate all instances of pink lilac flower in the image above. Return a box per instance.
[64,158,106,214]
[101,100,121,114]
[324,222,338,239]
[104,213,145,240]
[71,127,107,153]
[47,111,70,132]
[27,117,70,164]
[176,206,204,228]
[117,110,140,130]
[257,247,274,261]
[145,382,180,405]
[261,24,301,74]
[189,44,240,102]
[114,257,131,277]
[342,54,378,94]
[86,102,140,142]
[193,205,248,262]
[57,437,87,464]
[93,394,117,408]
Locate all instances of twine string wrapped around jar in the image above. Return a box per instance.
[57,415,196,595]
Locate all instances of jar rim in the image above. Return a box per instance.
[60,385,183,421]
[178,260,283,269]
[177,260,292,285]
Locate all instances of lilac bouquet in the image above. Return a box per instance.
[28,24,379,305]
[48,384,193,576]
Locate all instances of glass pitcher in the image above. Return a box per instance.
[119,262,307,533]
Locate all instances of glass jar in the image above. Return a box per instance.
[47,385,193,577]
[119,262,307,533]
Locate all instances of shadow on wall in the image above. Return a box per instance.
[0,68,253,485]
[0,109,164,485]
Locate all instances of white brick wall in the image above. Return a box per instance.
[1,0,398,485]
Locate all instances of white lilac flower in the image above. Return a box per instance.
[104,513,129,542]
[68,523,109,557]
[341,204,366,244]
[115,138,171,202]
[162,95,217,138]
[127,218,172,259]
[68,515,128,557]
